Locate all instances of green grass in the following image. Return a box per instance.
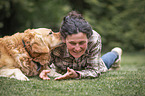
[0,52,145,96]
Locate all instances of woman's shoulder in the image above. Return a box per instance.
[86,30,102,51]
[89,30,101,43]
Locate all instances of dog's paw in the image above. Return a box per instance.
[0,68,30,81]
[10,75,29,81]
[16,73,30,81]
[11,69,30,81]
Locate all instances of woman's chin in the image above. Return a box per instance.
[71,53,83,58]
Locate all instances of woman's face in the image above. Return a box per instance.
[64,32,88,58]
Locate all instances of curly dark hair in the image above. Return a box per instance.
[59,11,93,39]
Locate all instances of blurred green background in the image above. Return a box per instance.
[0,0,144,52]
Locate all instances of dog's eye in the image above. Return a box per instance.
[49,32,52,35]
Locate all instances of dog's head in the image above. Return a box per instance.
[23,28,62,65]
[34,28,62,49]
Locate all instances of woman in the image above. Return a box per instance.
[39,11,122,80]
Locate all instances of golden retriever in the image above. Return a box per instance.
[0,28,62,81]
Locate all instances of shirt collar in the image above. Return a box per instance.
[63,44,72,58]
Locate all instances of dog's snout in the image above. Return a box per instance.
[54,32,61,39]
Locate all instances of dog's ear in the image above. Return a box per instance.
[23,30,50,57]
[30,35,50,53]
[29,35,50,65]
[23,29,50,65]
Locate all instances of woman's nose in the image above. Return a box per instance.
[74,44,81,51]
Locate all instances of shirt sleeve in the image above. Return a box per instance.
[47,63,63,77]
[47,52,63,78]
[76,31,108,79]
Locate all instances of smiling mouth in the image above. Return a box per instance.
[73,51,82,54]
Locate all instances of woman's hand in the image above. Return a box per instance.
[39,70,50,80]
[54,67,79,80]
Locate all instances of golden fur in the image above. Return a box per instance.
[0,28,62,81]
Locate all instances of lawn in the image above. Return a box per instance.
[0,52,145,96]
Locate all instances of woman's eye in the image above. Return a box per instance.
[69,42,76,45]
[79,41,86,45]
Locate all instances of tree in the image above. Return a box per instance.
[82,0,145,51]
[0,0,144,51]
[0,0,71,36]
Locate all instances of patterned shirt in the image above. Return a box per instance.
[48,30,108,79]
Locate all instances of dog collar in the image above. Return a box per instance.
[22,39,41,72]
[22,39,26,47]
